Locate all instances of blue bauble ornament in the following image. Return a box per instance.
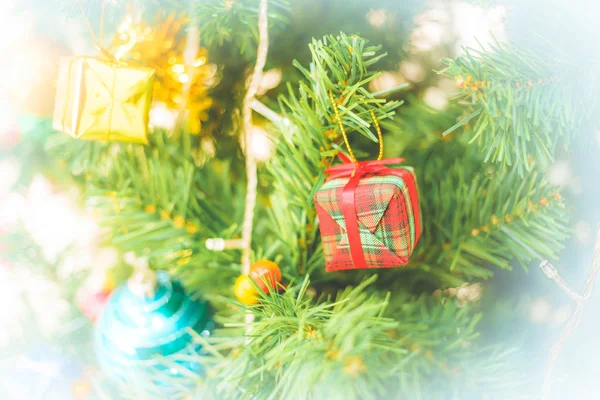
[94,271,214,388]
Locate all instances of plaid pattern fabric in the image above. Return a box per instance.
[315,170,420,271]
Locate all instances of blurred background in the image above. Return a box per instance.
[1,0,599,399]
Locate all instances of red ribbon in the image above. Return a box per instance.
[324,153,422,269]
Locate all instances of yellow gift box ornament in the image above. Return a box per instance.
[53,16,154,144]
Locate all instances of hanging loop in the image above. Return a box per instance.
[328,90,385,165]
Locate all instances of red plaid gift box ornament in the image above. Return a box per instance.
[314,92,422,271]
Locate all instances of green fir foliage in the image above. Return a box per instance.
[44,130,244,294]
[197,276,526,399]
[440,39,596,175]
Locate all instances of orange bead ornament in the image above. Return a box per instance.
[234,260,282,305]
[234,275,259,305]
[249,260,282,293]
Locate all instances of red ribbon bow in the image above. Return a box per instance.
[323,153,422,269]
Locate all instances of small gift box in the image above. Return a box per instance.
[53,56,154,144]
[314,154,422,271]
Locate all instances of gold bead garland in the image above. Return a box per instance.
[455,74,559,92]
[470,191,563,237]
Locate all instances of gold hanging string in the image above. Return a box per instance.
[82,16,102,50]
[99,0,105,48]
[77,0,105,52]
[328,90,384,164]
[367,100,384,161]
[78,0,136,61]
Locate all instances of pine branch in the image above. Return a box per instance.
[379,99,571,286]
[407,141,569,284]
[423,157,568,279]
[44,130,243,286]
[440,38,597,175]
[194,276,525,399]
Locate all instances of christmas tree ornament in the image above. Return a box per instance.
[52,56,154,144]
[94,257,214,387]
[234,260,282,305]
[234,274,259,305]
[110,14,216,134]
[249,259,282,292]
[52,13,154,144]
[314,93,422,271]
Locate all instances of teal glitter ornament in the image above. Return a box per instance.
[94,266,214,391]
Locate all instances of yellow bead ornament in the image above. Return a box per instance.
[234,275,259,305]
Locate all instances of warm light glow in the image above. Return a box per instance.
[193,57,207,67]
[574,220,592,244]
[172,64,185,74]
[411,6,447,52]
[411,1,506,53]
[530,298,552,323]
[257,69,282,95]
[399,61,426,83]
[366,9,388,28]
[369,72,405,94]
[547,161,573,186]
[551,305,572,326]
[250,126,274,162]
[178,73,189,83]
[423,87,448,110]
[451,2,507,51]
[149,102,178,130]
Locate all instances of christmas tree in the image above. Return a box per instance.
[1,0,599,399]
